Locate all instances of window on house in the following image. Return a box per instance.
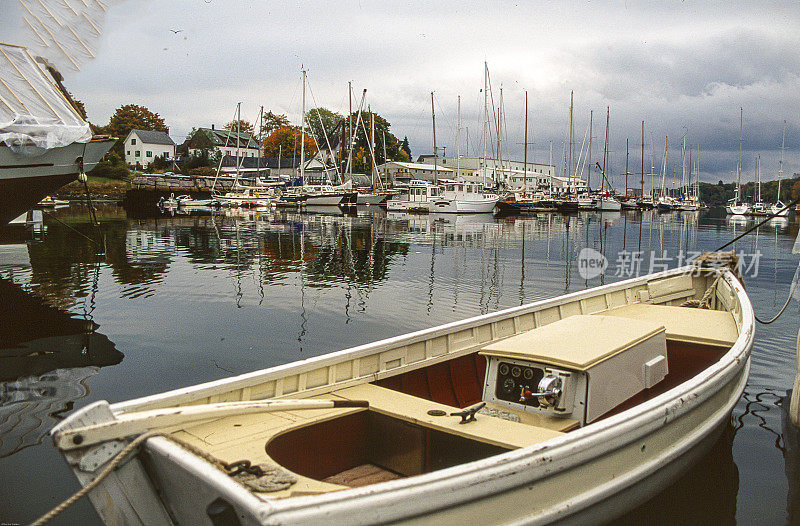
[135,151,140,157]
[127,151,130,156]
[146,151,152,157]
[131,139,137,145]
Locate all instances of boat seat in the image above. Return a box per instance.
[334,383,573,448]
[600,303,738,347]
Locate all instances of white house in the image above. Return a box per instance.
[123,129,175,166]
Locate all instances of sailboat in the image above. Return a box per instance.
[657,137,679,212]
[433,94,498,214]
[770,122,790,217]
[595,108,621,212]
[750,156,769,216]
[726,108,750,216]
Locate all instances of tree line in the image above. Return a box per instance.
[87,103,412,179]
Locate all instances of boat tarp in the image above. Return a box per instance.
[0,43,91,154]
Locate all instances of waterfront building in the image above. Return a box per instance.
[376,161,454,184]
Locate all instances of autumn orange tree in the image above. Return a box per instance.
[791,178,800,201]
[262,126,317,158]
[224,119,254,135]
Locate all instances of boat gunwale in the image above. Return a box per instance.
[107,266,706,415]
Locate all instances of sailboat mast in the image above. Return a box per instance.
[235,102,241,184]
[661,136,668,196]
[568,90,574,181]
[549,141,553,195]
[779,121,786,201]
[256,105,263,179]
[601,107,609,192]
[681,135,686,198]
[300,68,306,188]
[641,121,645,198]
[625,138,629,197]
[457,95,461,183]
[370,105,375,188]
[483,62,488,187]
[757,154,761,202]
[523,91,528,195]
[431,91,438,186]
[737,107,743,200]
[587,110,592,192]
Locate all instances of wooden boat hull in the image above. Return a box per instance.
[52,267,753,525]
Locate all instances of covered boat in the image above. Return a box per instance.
[0,43,114,226]
[50,261,753,525]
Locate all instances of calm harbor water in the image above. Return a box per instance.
[1,203,798,525]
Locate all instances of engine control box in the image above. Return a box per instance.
[480,314,668,425]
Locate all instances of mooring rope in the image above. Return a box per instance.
[31,432,228,526]
[715,197,800,252]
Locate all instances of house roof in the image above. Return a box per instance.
[194,127,260,149]
[129,129,175,146]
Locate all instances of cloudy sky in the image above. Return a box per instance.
[4,0,799,189]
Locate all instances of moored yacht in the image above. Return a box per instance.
[431,181,499,213]
[386,180,442,212]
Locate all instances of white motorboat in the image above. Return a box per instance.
[386,180,442,212]
[51,262,753,526]
[577,195,596,209]
[218,187,274,208]
[596,194,622,211]
[0,43,114,226]
[431,182,499,213]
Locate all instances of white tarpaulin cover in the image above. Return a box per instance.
[0,43,91,153]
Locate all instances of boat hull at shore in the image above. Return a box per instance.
[52,266,753,526]
[0,139,114,226]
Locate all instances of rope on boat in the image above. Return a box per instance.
[30,431,296,526]
[681,272,723,309]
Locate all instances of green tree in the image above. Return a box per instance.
[401,136,411,158]
[105,104,167,139]
[88,150,130,180]
[344,111,408,173]
[792,179,800,201]
[260,111,290,137]
[305,107,342,145]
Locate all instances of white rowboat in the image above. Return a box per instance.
[51,264,753,525]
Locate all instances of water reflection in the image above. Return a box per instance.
[0,275,122,458]
[1,203,798,524]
